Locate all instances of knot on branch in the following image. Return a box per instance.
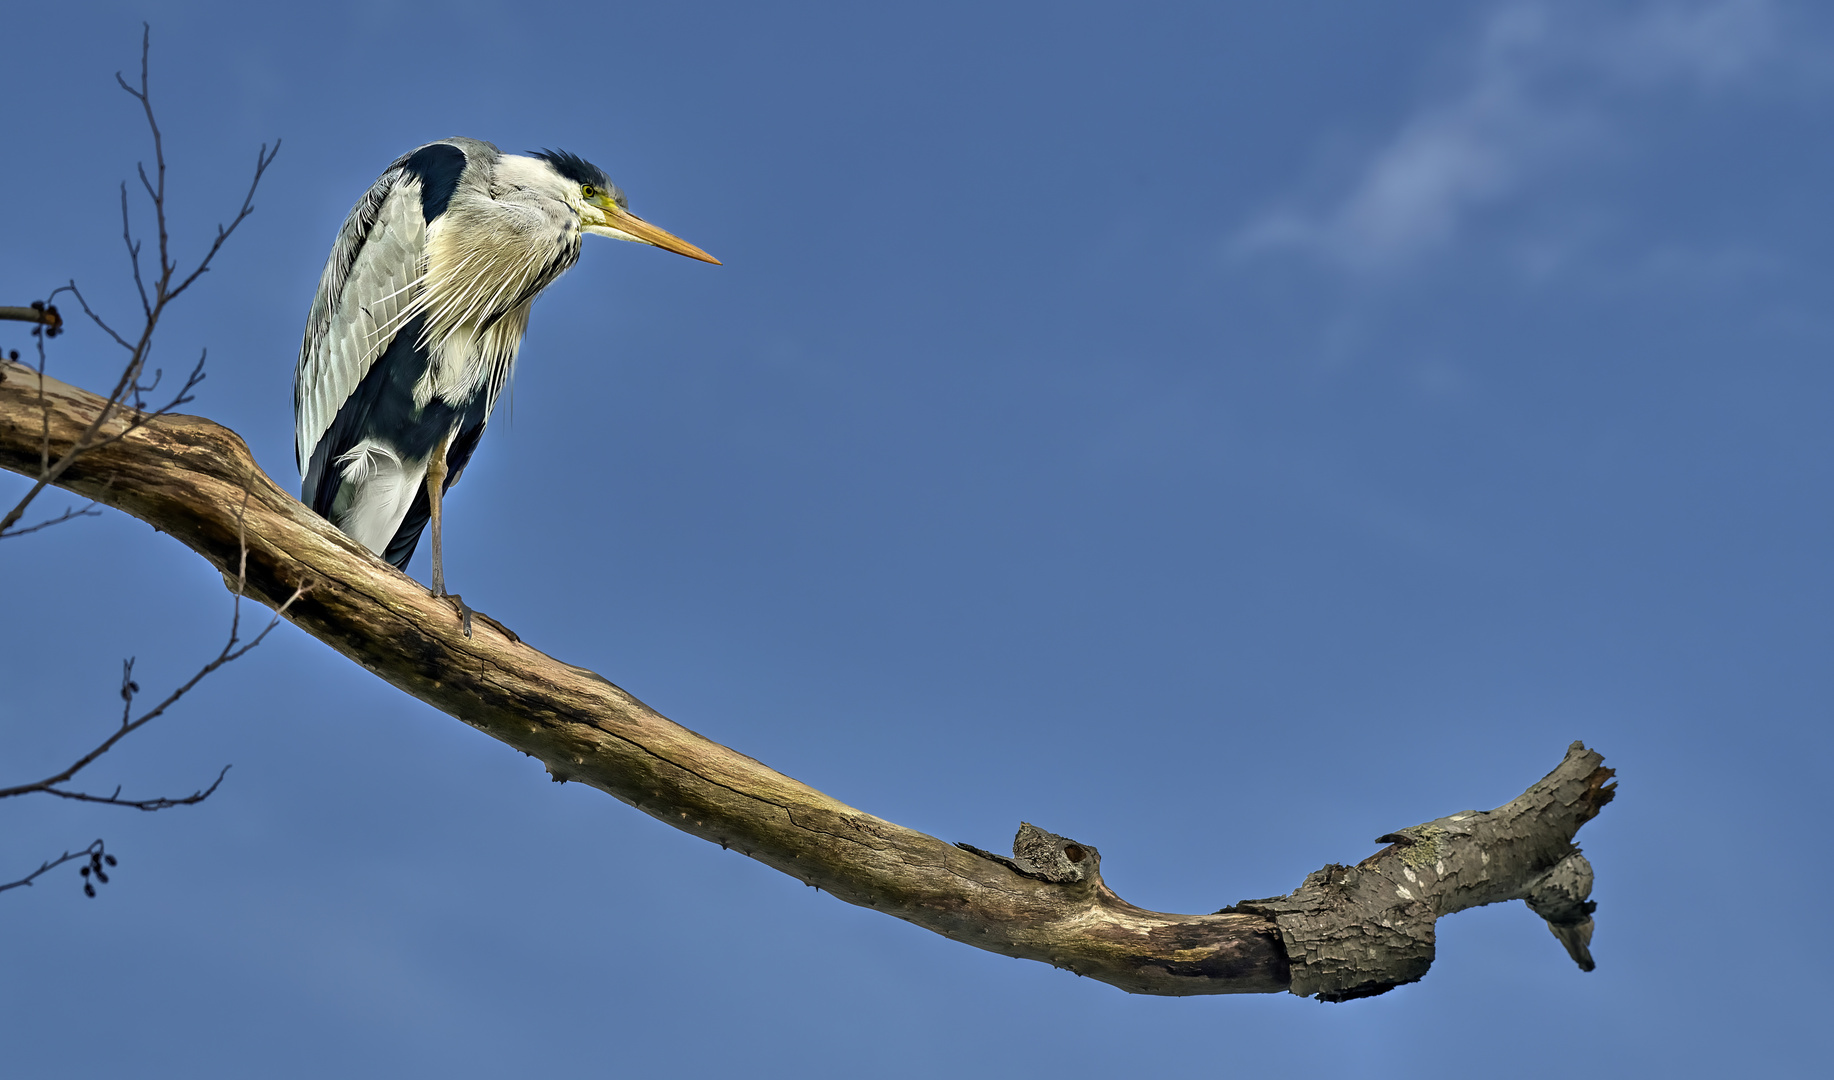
[957,822,1100,885]
[1012,822,1096,883]
[1521,850,1598,972]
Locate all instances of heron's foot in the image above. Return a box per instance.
[434,590,474,638]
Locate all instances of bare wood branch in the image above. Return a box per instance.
[0,359,1617,998]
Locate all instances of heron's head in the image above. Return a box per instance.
[532,149,720,264]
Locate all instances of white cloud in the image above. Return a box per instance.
[1230,0,1783,273]
[1602,0,1778,85]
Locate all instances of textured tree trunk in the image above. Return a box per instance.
[0,359,1614,999]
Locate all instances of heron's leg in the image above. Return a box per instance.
[424,436,473,636]
[425,434,450,598]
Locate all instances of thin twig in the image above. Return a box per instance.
[121,181,151,320]
[1,492,307,807]
[0,582,306,804]
[64,278,133,351]
[1,28,291,907]
[114,29,168,311]
[0,840,105,895]
[0,24,277,539]
[167,142,280,305]
[40,764,231,811]
[2,501,103,536]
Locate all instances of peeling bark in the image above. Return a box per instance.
[1223,749,1614,999]
[0,360,1616,999]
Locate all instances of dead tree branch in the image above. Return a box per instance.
[0,360,1616,997]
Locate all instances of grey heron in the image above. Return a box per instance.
[295,138,717,616]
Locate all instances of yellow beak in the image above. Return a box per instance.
[595,205,721,265]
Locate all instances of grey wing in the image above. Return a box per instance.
[293,161,430,479]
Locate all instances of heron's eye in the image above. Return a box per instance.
[582,184,597,199]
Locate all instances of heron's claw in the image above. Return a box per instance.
[438,591,474,638]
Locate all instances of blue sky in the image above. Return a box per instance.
[3,1,1829,1075]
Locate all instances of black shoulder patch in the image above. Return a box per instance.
[532,149,620,202]
[402,142,468,222]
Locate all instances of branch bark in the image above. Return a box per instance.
[0,359,1616,999]
[0,304,63,334]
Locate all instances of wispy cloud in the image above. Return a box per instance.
[1600,0,1778,85]
[1230,0,1783,273]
